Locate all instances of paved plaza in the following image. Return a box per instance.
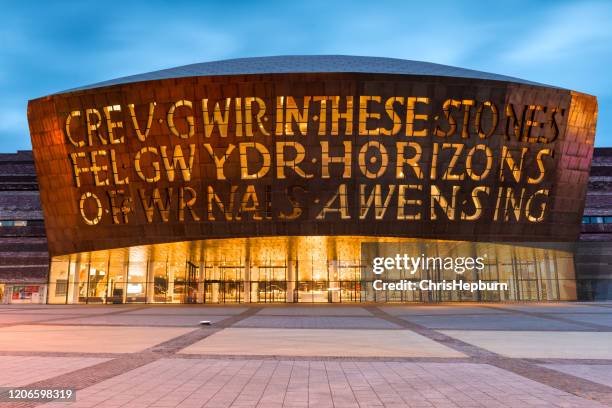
[0,303,612,407]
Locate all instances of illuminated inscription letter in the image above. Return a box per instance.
[505,104,527,141]
[245,97,270,136]
[431,185,460,220]
[86,108,107,145]
[526,189,549,222]
[316,184,350,220]
[527,148,551,184]
[160,144,195,182]
[475,101,498,139]
[434,99,461,137]
[102,105,124,144]
[359,96,381,135]
[358,141,388,179]
[396,142,423,179]
[69,152,86,187]
[331,96,353,135]
[466,145,493,181]
[90,150,109,186]
[135,147,161,183]
[547,107,564,143]
[500,146,528,182]
[203,144,236,181]
[239,143,271,180]
[278,186,305,220]
[284,96,311,136]
[138,188,173,223]
[236,185,262,220]
[441,143,464,181]
[501,187,525,222]
[167,100,194,139]
[359,184,396,220]
[275,96,285,135]
[79,192,103,225]
[461,186,490,221]
[65,110,85,147]
[460,99,475,138]
[179,186,200,222]
[313,96,329,135]
[206,185,236,221]
[128,102,155,142]
[110,149,128,185]
[108,189,132,224]
[276,141,312,179]
[397,184,423,220]
[406,97,429,137]
[381,97,404,136]
[202,98,231,138]
[523,105,546,142]
[69,151,110,187]
[321,141,352,179]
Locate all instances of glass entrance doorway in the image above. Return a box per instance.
[48,237,579,304]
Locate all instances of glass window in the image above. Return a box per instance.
[605,216,612,224]
[76,261,90,303]
[126,261,147,303]
[582,216,590,224]
[0,220,28,226]
[49,257,71,304]
[87,259,109,304]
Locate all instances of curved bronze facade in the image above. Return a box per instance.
[27,56,599,303]
[28,70,596,257]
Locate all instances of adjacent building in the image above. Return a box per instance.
[576,148,612,299]
[0,151,48,303]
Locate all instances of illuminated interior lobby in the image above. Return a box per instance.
[47,236,578,304]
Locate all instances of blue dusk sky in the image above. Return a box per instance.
[1,0,611,150]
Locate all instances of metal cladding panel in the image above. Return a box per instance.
[27,71,597,257]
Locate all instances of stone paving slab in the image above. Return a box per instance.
[0,356,109,386]
[542,364,612,388]
[403,314,589,331]
[0,306,136,314]
[0,313,78,324]
[494,304,612,314]
[0,325,193,353]
[380,305,505,316]
[234,315,400,329]
[557,313,612,327]
[441,331,612,359]
[39,359,607,408]
[179,328,466,357]
[46,314,230,327]
[256,306,373,316]
[123,306,249,315]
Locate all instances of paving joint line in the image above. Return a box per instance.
[0,305,151,329]
[366,305,612,406]
[481,304,612,331]
[4,307,263,407]
[2,304,612,407]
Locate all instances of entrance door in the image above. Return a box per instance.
[253,281,287,302]
[297,281,330,302]
[185,261,199,304]
[253,265,287,303]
